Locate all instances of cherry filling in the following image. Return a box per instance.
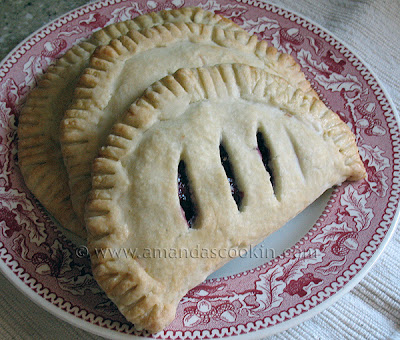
[256,131,275,190]
[219,144,243,209]
[177,161,196,228]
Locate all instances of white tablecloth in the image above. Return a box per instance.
[0,0,399,339]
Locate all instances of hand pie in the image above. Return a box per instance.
[85,64,365,333]
[17,7,240,237]
[61,22,316,225]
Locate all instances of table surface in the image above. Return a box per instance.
[0,0,399,339]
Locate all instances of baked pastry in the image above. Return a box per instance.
[85,64,365,332]
[61,22,316,225]
[17,7,241,237]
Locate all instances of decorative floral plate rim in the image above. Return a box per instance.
[0,0,399,339]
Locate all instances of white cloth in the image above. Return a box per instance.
[0,0,399,339]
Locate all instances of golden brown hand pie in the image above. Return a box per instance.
[60,22,316,225]
[85,64,365,333]
[17,7,241,237]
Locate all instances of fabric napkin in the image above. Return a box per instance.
[0,0,399,339]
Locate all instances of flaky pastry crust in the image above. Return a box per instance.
[18,7,241,237]
[86,64,365,333]
[61,22,317,225]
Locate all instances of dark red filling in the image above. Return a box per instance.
[219,144,243,209]
[256,132,275,190]
[178,161,196,228]
[178,134,273,226]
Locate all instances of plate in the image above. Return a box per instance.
[0,0,399,338]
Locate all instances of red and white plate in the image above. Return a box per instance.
[0,0,399,339]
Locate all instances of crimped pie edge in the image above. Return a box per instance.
[85,64,366,333]
[60,21,317,225]
[17,7,241,237]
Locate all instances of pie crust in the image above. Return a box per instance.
[61,22,317,225]
[17,7,240,237]
[85,64,365,333]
